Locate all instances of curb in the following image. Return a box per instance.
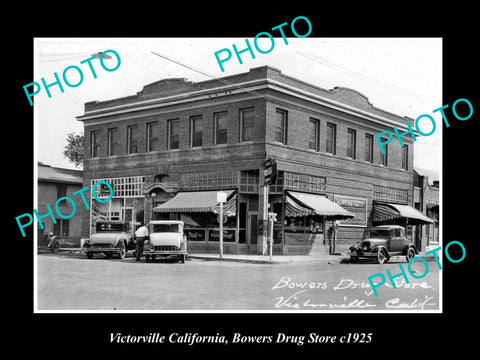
[188,254,344,265]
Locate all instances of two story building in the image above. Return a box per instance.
[77,65,432,255]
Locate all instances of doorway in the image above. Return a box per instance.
[247,211,258,254]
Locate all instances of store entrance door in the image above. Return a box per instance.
[123,207,134,232]
[247,212,258,254]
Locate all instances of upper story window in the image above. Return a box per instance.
[275,109,288,144]
[347,128,356,159]
[326,122,336,155]
[168,119,180,150]
[190,115,203,147]
[308,118,320,151]
[380,137,388,166]
[402,144,409,170]
[147,122,159,152]
[214,112,228,145]
[107,128,118,156]
[365,133,374,163]
[240,108,254,142]
[127,125,138,154]
[90,130,100,158]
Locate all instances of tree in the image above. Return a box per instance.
[63,132,84,168]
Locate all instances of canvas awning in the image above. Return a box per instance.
[373,202,434,225]
[285,191,354,220]
[153,190,237,216]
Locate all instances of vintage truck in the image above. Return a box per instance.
[83,220,136,259]
[349,225,418,264]
[142,220,188,263]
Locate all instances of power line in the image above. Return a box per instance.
[298,51,437,102]
[149,51,268,101]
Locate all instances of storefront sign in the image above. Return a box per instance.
[185,229,206,242]
[334,196,367,227]
[208,229,236,242]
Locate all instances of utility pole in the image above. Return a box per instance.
[217,191,227,259]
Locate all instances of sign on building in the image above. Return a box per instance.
[334,195,367,227]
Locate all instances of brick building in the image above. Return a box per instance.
[77,65,432,255]
[37,162,83,247]
[414,168,439,249]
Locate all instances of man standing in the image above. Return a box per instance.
[135,222,149,261]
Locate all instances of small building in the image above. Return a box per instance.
[37,162,83,247]
[77,66,433,255]
[414,167,440,249]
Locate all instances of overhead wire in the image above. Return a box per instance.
[298,50,437,102]
[149,51,268,101]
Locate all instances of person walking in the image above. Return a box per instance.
[135,222,149,261]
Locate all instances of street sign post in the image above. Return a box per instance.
[264,157,277,185]
[268,212,277,260]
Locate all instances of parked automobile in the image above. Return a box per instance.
[143,220,188,263]
[83,220,135,259]
[349,225,417,264]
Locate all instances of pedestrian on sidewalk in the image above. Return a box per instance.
[135,222,149,261]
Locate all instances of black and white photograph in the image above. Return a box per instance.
[31,37,443,313]
[9,7,478,356]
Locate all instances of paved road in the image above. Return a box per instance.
[37,254,440,312]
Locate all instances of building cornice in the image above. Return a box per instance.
[77,75,413,132]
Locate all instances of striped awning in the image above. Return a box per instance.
[153,190,236,216]
[373,202,434,225]
[285,191,354,220]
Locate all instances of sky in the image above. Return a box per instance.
[34,37,442,174]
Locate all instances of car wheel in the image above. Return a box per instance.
[180,255,185,264]
[376,249,386,264]
[350,255,359,263]
[105,252,113,259]
[86,252,93,259]
[50,241,60,253]
[118,242,126,260]
[406,247,416,262]
[145,256,151,263]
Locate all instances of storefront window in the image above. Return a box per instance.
[90,177,146,235]
[284,215,324,246]
[181,212,238,243]
[284,216,323,234]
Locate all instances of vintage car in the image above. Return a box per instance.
[142,220,188,263]
[349,225,417,264]
[83,220,135,259]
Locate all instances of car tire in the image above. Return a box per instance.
[118,242,126,260]
[86,252,93,259]
[180,255,185,264]
[50,241,60,253]
[406,247,416,262]
[105,252,113,259]
[376,249,386,264]
[350,255,359,263]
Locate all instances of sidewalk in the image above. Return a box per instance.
[189,248,438,265]
[43,247,438,265]
[188,253,345,265]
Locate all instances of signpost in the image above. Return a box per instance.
[217,191,227,259]
[268,212,277,260]
[264,157,277,186]
[263,157,277,256]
